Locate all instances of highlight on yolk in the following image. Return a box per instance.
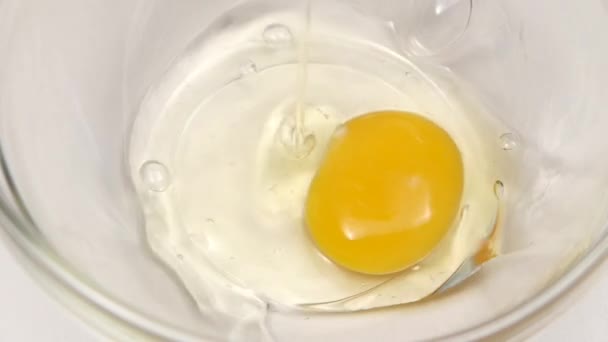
[305,111,464,275]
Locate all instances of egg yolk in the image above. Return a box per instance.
[305,111,464,275]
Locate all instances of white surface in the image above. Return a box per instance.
[0,243,606,341]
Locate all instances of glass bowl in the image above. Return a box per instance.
[1,0,607,341]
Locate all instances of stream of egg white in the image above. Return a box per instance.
[288,0,313,158]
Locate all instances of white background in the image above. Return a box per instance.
[0,244,606,341]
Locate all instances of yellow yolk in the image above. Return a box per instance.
[305,111,464,275]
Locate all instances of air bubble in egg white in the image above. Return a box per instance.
[240,60,258,76]
[262,23,293,47]
[499,133,519,150]
[460,204,469,219]
[494,180,505,198]
[333,124,347,139]
[140,161,171,192]
[278,116,316,159]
